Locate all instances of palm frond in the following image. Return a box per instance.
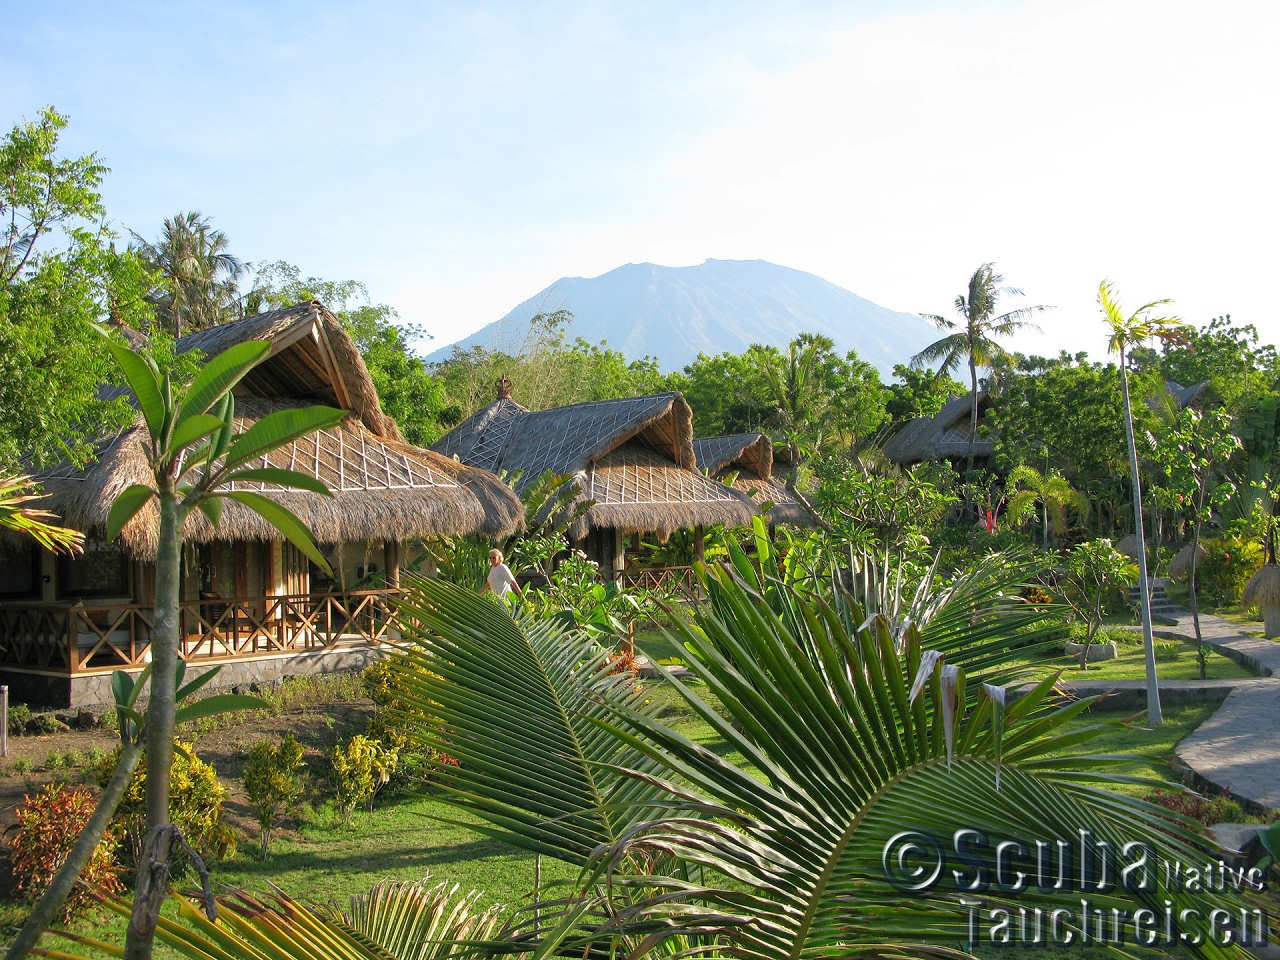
[390,574,666,865]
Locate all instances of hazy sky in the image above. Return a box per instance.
[6,1,1278,361]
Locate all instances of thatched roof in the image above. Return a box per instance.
[883,392,996,465]
[693,433,816,527]
[1168,542,1207,582]
[434,389,757,537]
[1165,380,1209,410]
[31,305,521,555]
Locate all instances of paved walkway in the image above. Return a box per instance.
[1060,606,1280,812]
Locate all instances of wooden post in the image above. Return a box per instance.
[693,524,705,564]
[612,529,626,581]
[1,686,7,758]
[384,541,401,589]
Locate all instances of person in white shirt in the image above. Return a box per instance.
[482,548,521,598]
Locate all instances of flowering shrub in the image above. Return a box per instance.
[10,783,122,918]
[96,740,235,866]
[243,735,305,854]
[332,735,397,826]
[1199,535,1264,605]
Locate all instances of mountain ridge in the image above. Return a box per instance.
[426,258,936,373]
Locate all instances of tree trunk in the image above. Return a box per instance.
[5,741,143,960]
[966,357,979,475]
[1120,353,1163,724]
[123,489,180,959]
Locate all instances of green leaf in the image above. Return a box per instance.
[176,664,222,702]
[104,338,165,439]
[225,491,330,574]
[222,406,347,471]
[173,693,269,726]
[196,495,223,528]
[222,467,330,495]
[110,671,133,709]
[106,484,154,541]
[176,340,270,425]
[165,413,225,458]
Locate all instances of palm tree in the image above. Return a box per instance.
[1004,464,1089,547]
[913,263,1049,473]
[133,211,244,336]
[758,333,837,480]
[1099,279,1189,726]
[0,475,83,555]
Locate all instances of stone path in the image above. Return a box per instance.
[1060,604,1280,813]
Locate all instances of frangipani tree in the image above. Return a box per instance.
[1100,280,1189,724]
[96,330,345,960]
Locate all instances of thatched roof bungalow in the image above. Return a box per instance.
[1,302,521,706]
[884,392,996,466]
[434,382,757,575]
[692,433,815,527]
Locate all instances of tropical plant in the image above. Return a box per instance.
[242,735,305,854]
[131,211,244,336]
[0,474,84,554]
[1149,408,1242,675]
[913,263,1049,472]
[9,783,123,919]
[331,735,397,827]
[97,739,235,866]
[497,468,592,577]
[533,551,657,642]
[1003,464,1088,547]
[1100,279,1189,724]
[374,572,1245,957]
[48,877,510,960]
[95,329,343,960]
[1059,538,1137,644]
[5,663,264,960]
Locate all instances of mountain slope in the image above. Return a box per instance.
[427,258,936,373]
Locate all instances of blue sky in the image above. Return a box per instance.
[6,1,1279,358]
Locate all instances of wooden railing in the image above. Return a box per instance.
[618,565,702,601]
[0,590,401,675]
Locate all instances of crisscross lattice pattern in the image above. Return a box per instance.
[585,444,745,506]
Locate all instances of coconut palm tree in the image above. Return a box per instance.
[1099,279,1189,726]
[912,264,1049,473]
[1004,464,1089,547]
[133,211,244,336]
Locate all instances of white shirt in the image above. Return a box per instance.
[487,562,518,596]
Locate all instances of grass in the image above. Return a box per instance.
[1004,636,1255,683]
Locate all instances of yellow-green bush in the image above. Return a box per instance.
[1198,535,1264,605]
[243,735,305,854]
[95,740,235,866]
[331,734,396,827]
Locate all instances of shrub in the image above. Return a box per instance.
[7,702,32,735]
[362,658,438,786]
[10,783,122,918]
[1199,535,1264,605]
[13,757,32,775]
[243,735,305,854]
[1154,640,1182,662]
[28,712,65,736]
[1147,788,1246,827]
[97,740,235,866]
[44,751,67,771]
[331,735,396,827]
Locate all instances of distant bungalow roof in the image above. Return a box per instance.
[29,302,522,557]
[434,385,757,538]
[692,433,816,527]
[883,392,996,465]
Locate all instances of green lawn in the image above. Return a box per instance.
[1003,636,1255,683]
